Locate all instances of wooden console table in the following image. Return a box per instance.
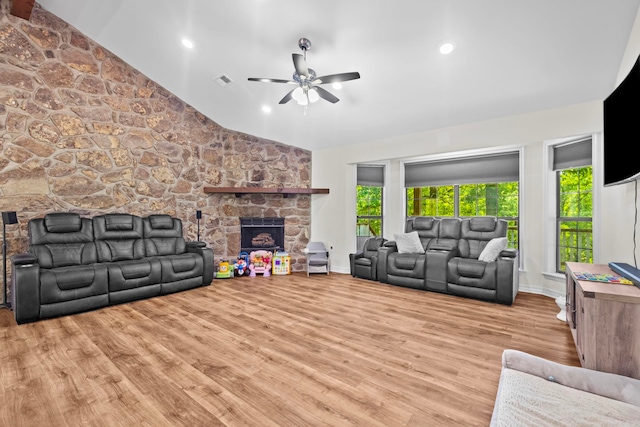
[565,262,640,379]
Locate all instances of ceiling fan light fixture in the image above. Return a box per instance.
[248,38,360,107]
[292,87,304,102]
[308,88,320,103]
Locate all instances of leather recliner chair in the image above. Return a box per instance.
[349,236,386,281]
[447,217,519,304]
[377,217,439,289]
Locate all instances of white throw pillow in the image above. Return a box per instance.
[394,231,425,254]
[478,237,508,262]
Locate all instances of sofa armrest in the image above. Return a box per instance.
[502,349,640,407]
[186,241,207,249]
[11,254,41,324]
[383,240,397,250]
[348,252,363,276]
[499,248,518,259]
[11,253,37,265]
[186,243,214,285]
[496,252,519,304]
[425,247,458,291]
[376,245,396,283]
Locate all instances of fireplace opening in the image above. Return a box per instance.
[240,218,285,253]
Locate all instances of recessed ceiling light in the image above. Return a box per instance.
[262,105,272,113]
[182,38,194,49]
[439,42,455,54]
[332,83,342,90]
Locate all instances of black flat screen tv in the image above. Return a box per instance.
[603,55,640,186]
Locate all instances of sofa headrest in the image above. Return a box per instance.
[149,215,174,230]
[469,217,497,232]
[105,214,134,231]
[439,218,462,239]
[364,237,385,251]
[413,217,435,230]
[44,213,82,233]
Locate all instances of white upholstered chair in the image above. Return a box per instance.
[305,242,330,276]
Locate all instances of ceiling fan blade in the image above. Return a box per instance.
[248,77,294,84]
[279,89,296,104]
[314,72,361,84]
[292,53,309,78]
[314,86,340,103]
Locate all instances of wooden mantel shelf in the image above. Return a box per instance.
[204,187,329,197]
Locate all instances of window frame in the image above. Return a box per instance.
[401,146,524,266]
[543,135,601,279]
[356,184,384,251]
[355,163,387,252]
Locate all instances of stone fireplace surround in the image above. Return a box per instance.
[0,4,312,278]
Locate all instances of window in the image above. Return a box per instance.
[404,151,520,249]
[406,183,519,248]
[552,138,593,273]
[460,183,520,248]
[356,165,384,252]
[557,166,593,272]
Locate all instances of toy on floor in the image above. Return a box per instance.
[272,251,291,275]
[217,259,233,279]
[249,250,272,277]
[234,252,249,276]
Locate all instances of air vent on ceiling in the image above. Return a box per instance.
[214,74,234,87]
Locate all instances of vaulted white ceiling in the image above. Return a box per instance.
[36,0,640,151]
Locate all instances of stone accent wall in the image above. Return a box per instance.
[0,2,312,291]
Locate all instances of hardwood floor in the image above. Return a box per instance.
[0,273,579,426]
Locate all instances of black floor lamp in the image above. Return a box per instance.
[2,211,17,309]
[196,210,202,242]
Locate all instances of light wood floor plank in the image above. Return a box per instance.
[0,273,579,426]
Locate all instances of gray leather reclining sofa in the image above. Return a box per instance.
[11,212,214,324]
[377,216,519,305]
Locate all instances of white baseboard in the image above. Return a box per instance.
[329,266,351,275]
[517,283,564,299]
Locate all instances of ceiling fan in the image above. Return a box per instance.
[248,38,360,106]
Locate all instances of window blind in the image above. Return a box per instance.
[404,151,520,188]
[553,138,592,171]
[357,164,385,186]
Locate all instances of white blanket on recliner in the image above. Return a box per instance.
[492,368,640,426]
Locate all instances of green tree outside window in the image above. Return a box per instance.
[406,182,519,248]
[406,186,454,217]
[357,185,383,251]
[557,166,592,272]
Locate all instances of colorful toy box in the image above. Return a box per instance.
[272,252,291,275]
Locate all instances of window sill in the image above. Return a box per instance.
[542,271,566,282]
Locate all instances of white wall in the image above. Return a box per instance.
[311,7,640,297]
[599,5,640,270]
